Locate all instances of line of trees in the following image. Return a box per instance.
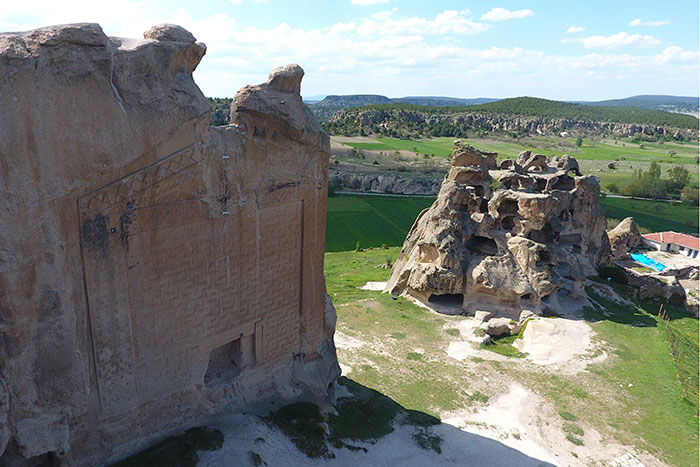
[607,162,698,205]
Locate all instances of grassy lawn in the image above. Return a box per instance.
[326,195,434,252]
[324,246,699,466]
[580,290,698,466]
[600,197,698,233]
[325,248,480,415]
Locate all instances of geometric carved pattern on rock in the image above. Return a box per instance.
[0,22,337,464]
[80,147,304,417]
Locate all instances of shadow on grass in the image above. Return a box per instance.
[265,377,555,466]
[109,426,224,467]
[585,286,659,327]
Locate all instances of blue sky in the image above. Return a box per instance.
[1,0,698,100]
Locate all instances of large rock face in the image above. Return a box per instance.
[385,143,610,314]
[0,23,338,466]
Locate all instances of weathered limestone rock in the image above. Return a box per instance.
[608,217,643,260]
[480,317,514,337]
[385,142,610,316]
[0,23,339,466]
[626,272,687,308]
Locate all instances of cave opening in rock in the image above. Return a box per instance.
[203,334,255,387]
[527,223,556,243]
[535,250,551,267]
[501,216,515,231]
[479,198,489,213]
[428,293,464,307]
[497,199,519,215]
[474,185,485,197]
[535,178,547,192]
[465,235,499,255]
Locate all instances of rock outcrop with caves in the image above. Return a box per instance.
[385,142,611,315]
[0,23,338,466]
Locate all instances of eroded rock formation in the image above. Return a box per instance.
[0,23,338,466]
[385,143,610,315]
[607,217,643,260]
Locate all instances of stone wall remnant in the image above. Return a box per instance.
[385,143,610,315]
[0,23,338,466]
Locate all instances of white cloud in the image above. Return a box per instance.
[566,26,585,33]
[0,3,695,99]
[371,7,399,21]
[352,10,487,37]
[629,18,669,27]
[351,0,389,5]
[564,32,661,49]
[229,0,242,4]
[481,7,534,22]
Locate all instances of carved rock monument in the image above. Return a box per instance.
[385,142,610,315]
[0,23,339,465]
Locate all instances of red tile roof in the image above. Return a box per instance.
[643,231,700,250]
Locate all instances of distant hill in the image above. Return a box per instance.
[394,96,498,106]
[463,97,698,127]
[573,95,699,116]
[314,94,392,108]
[209,94,699,137]
[309,94,500,120]
[324,96,699,139]
[302,94,326,104]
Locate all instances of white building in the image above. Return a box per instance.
[642,231,700,259]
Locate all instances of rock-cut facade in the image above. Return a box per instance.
[0,23,339,465]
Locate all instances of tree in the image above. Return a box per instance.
[623,162,666,199]
[681,186,699,206]
[668,165,690,190]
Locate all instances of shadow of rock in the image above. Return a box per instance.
[193,377,556,467]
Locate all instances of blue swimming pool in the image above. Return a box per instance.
[631,253,666,272]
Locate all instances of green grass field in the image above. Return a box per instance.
[326,195,434,252]
[324,248,699,466]
[339,136,699,165]
[326,194,699,252]
[600,197,698,233]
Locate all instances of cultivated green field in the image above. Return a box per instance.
[600,197,699,233]
[326,194,699,252]
[326,195,434,252]
[338,135,699,164]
